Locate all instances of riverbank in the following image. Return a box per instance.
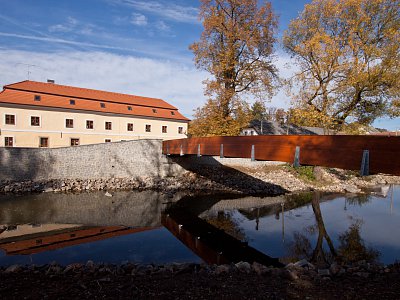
[1,260,399,299]
[1,164,399,196]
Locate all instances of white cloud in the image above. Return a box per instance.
[0,50,207,118]
[130,13,147,26]
[0,32,140,53]
[48,24,71,33]
[155,21,170,32]
[110,0,199,24]
[48,16,79,33]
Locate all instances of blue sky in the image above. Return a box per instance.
[0,0,398,130]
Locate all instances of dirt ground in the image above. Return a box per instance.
[1,263,399,300]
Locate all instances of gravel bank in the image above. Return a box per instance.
[1,164,398,196]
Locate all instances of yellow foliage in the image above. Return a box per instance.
[188,98,252,137]
[290,107,334,129]
[189,0,278,136]
[284,0,400,129]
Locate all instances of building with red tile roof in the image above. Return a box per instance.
[0,80,189,147]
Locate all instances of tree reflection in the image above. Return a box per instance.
[337,220,379,264]
[310,192,337,265]
[286,192,379,266]
[345,194,371,207]
[205,211,247,242]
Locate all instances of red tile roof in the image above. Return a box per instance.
[0,80,189,121]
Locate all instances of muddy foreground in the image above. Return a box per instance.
[1,262,399,299]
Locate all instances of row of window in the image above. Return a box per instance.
[4,114,184,134]
[5,136,76,147]
[4,136,152,147]
[32,95,177,116]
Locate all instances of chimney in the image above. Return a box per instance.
[47,79,55,84]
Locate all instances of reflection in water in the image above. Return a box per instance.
[162,195,283,267]
[0,191,179,227]
[205,211,247,242]
[0,185,399,266]
[337,220,379,264]
[0,191,198,266]
[0,224,154,255]
[286,193,380,267]
[199,185,400,265]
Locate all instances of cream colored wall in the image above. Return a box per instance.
[0,105,188,147]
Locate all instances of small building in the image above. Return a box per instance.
[0,80,189,148]
[240,120,320,136]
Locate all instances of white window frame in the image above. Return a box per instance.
[86,119,94,130]
[70,138,80,146]
[145,124,151,132]
[4,135,15,147]
[127,122,134,132]
[39,136,49,148]
[4,113,16,126]
[65,117,74,129]
[105,121,112,131]
[30,114,42,127]
[178,126,184,134]
[105,139,112,143]
[162,125,168,134]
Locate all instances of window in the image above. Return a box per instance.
[127,123,133,131]
[69,99,75,105]
[66,119,74,128]
[86,120,93,129]
[171,111,175,115]
[152,109,157,113]
[105,122,112,130]
[70,138,80,146]
[31,116,40,126]
[100,102,105,108]
[5,137,13,147]
[39,137,49,148]
[34,95,41,101]
[5,114,15,125]
[178,127,183,134]
[162,125,167,133]
[127,106,132,111]
[145,124,151,132]
[105,139,111,143]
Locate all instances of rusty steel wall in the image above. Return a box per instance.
[163,136,400,176]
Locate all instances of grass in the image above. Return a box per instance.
[286,164,316,181]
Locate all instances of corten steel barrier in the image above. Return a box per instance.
[162,135,400,176]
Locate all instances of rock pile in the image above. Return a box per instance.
[0,165,399,195]
[2,259,399,281]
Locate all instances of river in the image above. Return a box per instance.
[0,186,399,266]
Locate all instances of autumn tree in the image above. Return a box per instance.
[188,98,251,137]
[289,108,334,128]
[275,108,286,125]
[284,0,400,130]
[250,100,268,120]
[189,0,278,136]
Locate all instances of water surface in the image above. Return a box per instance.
[0,186,399,266]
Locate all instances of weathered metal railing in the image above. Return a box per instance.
[163,135,400,176]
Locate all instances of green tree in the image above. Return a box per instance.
[189,0,278,136]
[284,0,400,130]
[250,100,268,120]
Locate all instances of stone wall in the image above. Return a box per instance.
[0,140,185,181]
